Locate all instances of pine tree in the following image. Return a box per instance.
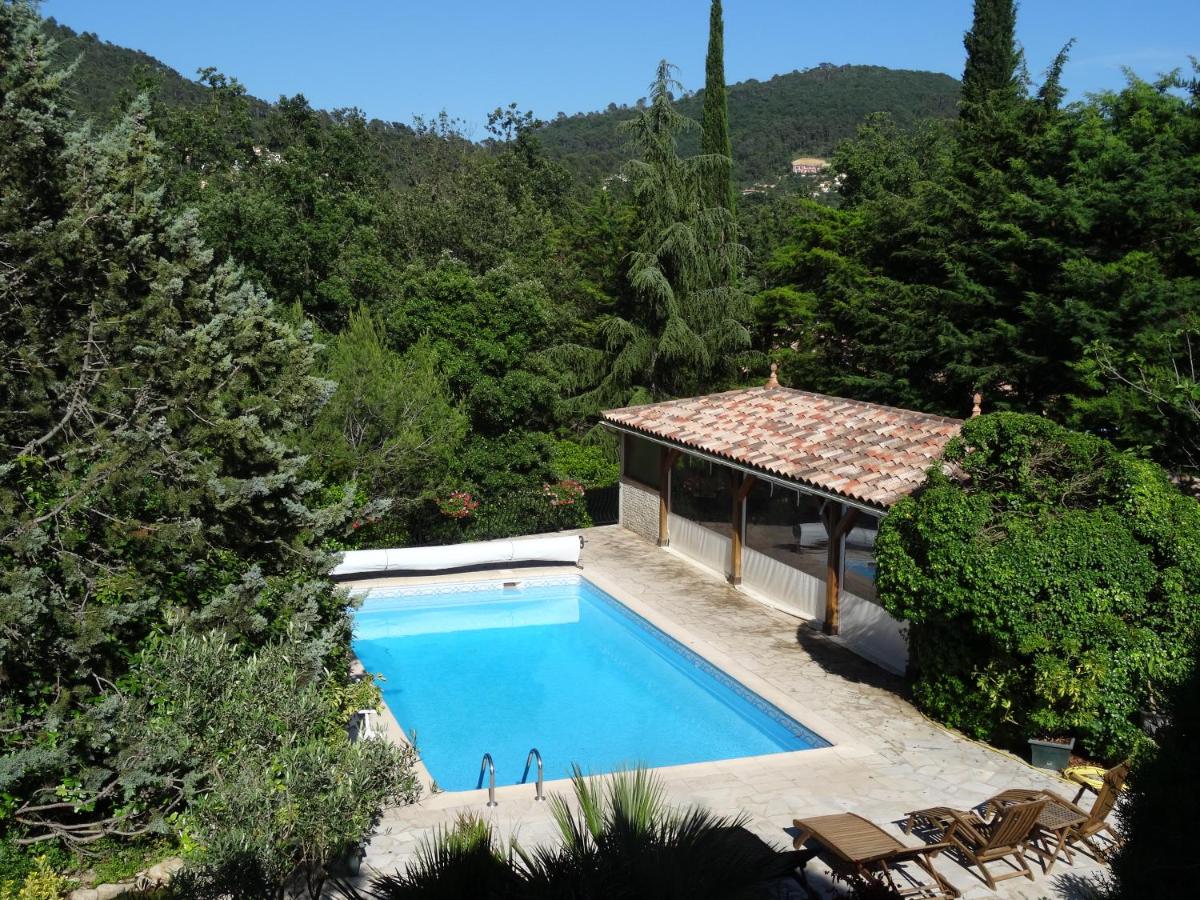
[960,0,1024,115]
[700,0,735,211]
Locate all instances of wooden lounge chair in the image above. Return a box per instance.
[792,812,960,899]
[903,799,1045,890]
[982,762,1129,864]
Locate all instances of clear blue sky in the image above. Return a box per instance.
[42,0,1198,133]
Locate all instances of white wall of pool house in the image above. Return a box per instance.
[618,461,908,675]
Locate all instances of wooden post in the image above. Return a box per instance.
[657,447,680,546]
[728,472,757,585]
[821,502,859,635]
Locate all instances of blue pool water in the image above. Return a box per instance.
[352,576,828,791]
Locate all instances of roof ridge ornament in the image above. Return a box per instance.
[765,362,779,389]
[971,392,983,418]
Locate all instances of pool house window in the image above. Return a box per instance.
[622,434,661,488]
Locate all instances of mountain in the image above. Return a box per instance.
[41,19,959,190]
[43,17,213,123]
[537,64,961,186]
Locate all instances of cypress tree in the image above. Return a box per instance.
[700,0,735,211]
[960,0,1024,116]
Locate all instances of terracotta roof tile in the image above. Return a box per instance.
[601,386,962,509]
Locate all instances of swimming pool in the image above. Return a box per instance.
[352,576,828,791]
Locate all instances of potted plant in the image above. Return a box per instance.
[1028,734,1075,771]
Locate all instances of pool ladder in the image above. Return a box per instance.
[477,753,498,807]
[522,747,546,802]
[476,748,545,806]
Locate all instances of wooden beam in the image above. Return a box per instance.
[728,473,757,585]
[657,447,681,546]
[821,503,860,635]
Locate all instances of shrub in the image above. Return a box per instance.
[549,440,619,490]
[1106,647,1200,898]
[0,855,70,900]
[877,413,1200,759]
[109,633,420,897]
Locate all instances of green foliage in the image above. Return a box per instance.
[699,1,734,211]
[85,839,174,887]
[0,7,415,893]
[345,767,794,899]
[960,0,1023,112]
[146,638,422,897]
[383,261,554,403]
[0,854,70,900]
[756,4,1199,470]
[1106,648,1200,899]
[1076,322,1200,484]
[302,308,466,506]
[557,61,750,413]
[114,632,420,896]
[550,440,619,489]
[349,814,516,898]
[876,414,1200,758]
[41,17,214,126]
[39,6,960,194]
[0,844,69,899]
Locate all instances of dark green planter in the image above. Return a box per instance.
[1028,737,1075,771]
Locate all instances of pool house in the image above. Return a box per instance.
[601,370,963,674]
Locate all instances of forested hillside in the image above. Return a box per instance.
[40,19,959,190]
[42,17,213,121]
[538,64,961,185]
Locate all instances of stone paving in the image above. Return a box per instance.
[344,526,1111,898]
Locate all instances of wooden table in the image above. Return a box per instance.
[793,812,960,899]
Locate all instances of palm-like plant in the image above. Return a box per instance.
[344,814,517,899]
[340,766,796,899]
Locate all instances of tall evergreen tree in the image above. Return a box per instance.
[558,61,747,413]
[0,2,412,865]
[960,0,1023,115]
[700,0,735,211]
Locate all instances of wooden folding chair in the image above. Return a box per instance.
[904,799,1045,890]
[983,762,1129,865]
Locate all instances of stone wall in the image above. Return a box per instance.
[619,478,659,543]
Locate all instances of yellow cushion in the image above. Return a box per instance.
[1063,765,1106,790]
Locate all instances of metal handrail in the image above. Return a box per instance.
[522,748,545,802]
[478,752,498,807]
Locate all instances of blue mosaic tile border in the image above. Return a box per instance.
[356,573,830,750]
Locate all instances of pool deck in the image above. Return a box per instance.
[343,525,1109,898]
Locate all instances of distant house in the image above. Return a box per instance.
[791,157,829,175]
